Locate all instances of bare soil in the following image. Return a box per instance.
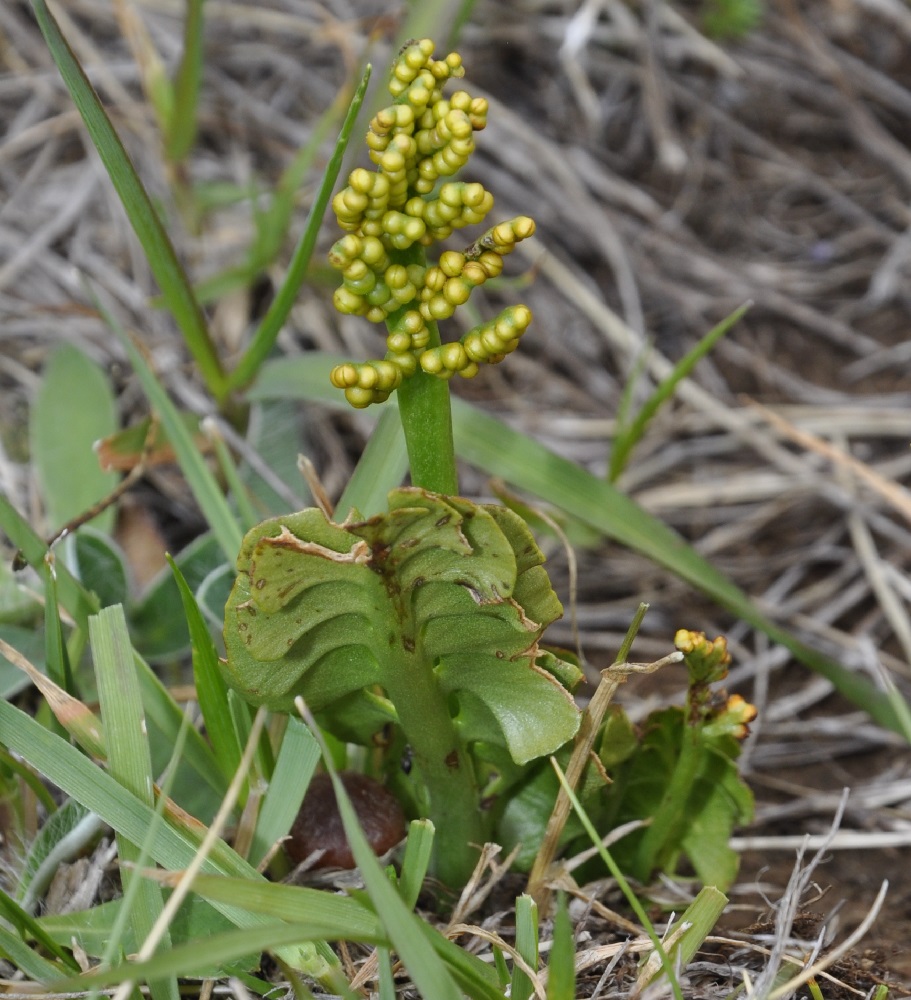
[3,0,911,994]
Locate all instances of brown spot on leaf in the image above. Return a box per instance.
[444,750,459,770]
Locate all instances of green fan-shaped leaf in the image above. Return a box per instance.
[223,488,581,764]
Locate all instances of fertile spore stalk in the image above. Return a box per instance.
[327,37,536,492]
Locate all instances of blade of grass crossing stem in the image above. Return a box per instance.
[247,354,904,733]
[165,0,203,163]
[609,303,751,481]
[91,289,242,562]
[635,887,728,995]
[248,717,320,868]
[30,0,226,400]
[511,894,539,1000]
[225,65,372,392]
[335,405,408,518]
[168,557,243,791]
[90,606,178,1000]
[551,759,684,1000]
[298,704,464,1000]
[545,893,575,1000]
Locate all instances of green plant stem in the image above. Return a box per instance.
[165,0,204,165]
[382,627,483,889]
[396,354,458,495]
[389,247,458,495]
[633,718,703,880]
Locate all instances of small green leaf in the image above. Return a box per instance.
[30,343,118,534]
[131,533,224,661]
[73,530,129,608]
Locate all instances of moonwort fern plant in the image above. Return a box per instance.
[220,39,755,893]
[222,39,582,888]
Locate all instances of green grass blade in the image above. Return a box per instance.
[544,892,575,1000]
[335,406,408,518]
[609,302,750,481]
[90,606,178,1000]
[54,921,373,990]
[511,894,538,1000]
[249,717,320,868]
[225,64,372,392]
[448,398,904,735]
[318,752,464,1000]
[0,888,80,972]
[158,874,383,940]
[133,650,228,813]
[0,493,99,628]
[90,290,242,562]
[0,924,68,983]
[397,820,434,910]
[168,557,243,791]
[635,886,728,994]
[29,0,225,399]
[164,0,204,163]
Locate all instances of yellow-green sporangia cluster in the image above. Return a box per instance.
[328,38,537,408]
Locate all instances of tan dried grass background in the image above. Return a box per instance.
[3,0,911,990]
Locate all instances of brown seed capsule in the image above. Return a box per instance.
[286,772,406,870]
